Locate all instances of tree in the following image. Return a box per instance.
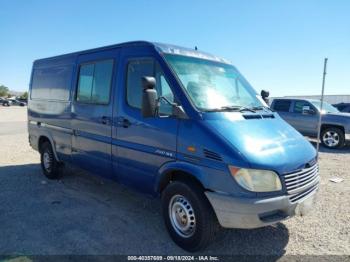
[20,91,28,100]
[0,85,9,97]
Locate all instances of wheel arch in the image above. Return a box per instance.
[38,135,59,161]
[155,161,209,196]
[321,124,345,134]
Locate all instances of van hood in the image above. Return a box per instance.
[205,112,316,174]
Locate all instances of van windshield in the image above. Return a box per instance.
[164,54,264,112]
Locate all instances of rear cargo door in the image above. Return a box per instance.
[71,49,119,177]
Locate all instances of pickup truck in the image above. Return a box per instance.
[271,98,350,148]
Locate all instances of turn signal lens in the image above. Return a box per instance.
[187,146,196,152]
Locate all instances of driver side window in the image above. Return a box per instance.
[293,101,313,113]
[126,59,175,116]
[155,63,174,115]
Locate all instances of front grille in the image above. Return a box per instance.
[289,184,318,203]
[284,163,319,196]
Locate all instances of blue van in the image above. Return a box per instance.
[28,41,319,251]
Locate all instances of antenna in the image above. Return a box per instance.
[316,58,328,158]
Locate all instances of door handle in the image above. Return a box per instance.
[117,117,132,128]
[101,116,110,125]
[122,118,131,128]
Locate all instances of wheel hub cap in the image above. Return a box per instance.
[43,152,52,172]
[169,195,196,238]
[323,131,339,147]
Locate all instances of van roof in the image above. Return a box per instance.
[34,41,231,65]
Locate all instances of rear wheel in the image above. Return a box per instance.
[321,127,345,149]
[161,180,219,252]
[40,142,62,179]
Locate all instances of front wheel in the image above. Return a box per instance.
[321,127,345,149]
[161,180,219,252]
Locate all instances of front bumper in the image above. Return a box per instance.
[205,187,318,229]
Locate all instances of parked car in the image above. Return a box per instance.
[9,99,26,106]
[17,98,28,104]
[0,98,11,106]
[28,41,319,251]
[271,98,350,149]
[333,102,350,113]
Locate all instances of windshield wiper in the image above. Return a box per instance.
[250,105,274,112]
[204,106,256,113]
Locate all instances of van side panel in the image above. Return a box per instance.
[28,55,77,162]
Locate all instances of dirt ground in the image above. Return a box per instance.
[0,106,349,258]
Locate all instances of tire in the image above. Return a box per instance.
[161,180,219,252]
[321,127,345,149]
[40,142,62,179]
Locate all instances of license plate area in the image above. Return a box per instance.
[295,191,317,216]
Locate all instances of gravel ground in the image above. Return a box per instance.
[0,107,349,257]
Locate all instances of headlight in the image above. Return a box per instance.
[229,166,282,192]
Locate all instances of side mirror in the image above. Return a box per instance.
[141,76,158,118]
[302,105,315,115]
[261,90,270,103]
[172,105,188,119]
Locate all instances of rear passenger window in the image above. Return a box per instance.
[77,60,113,104]
[77,64,94,102]
[273,100,291,112]
[31,65,73,101]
